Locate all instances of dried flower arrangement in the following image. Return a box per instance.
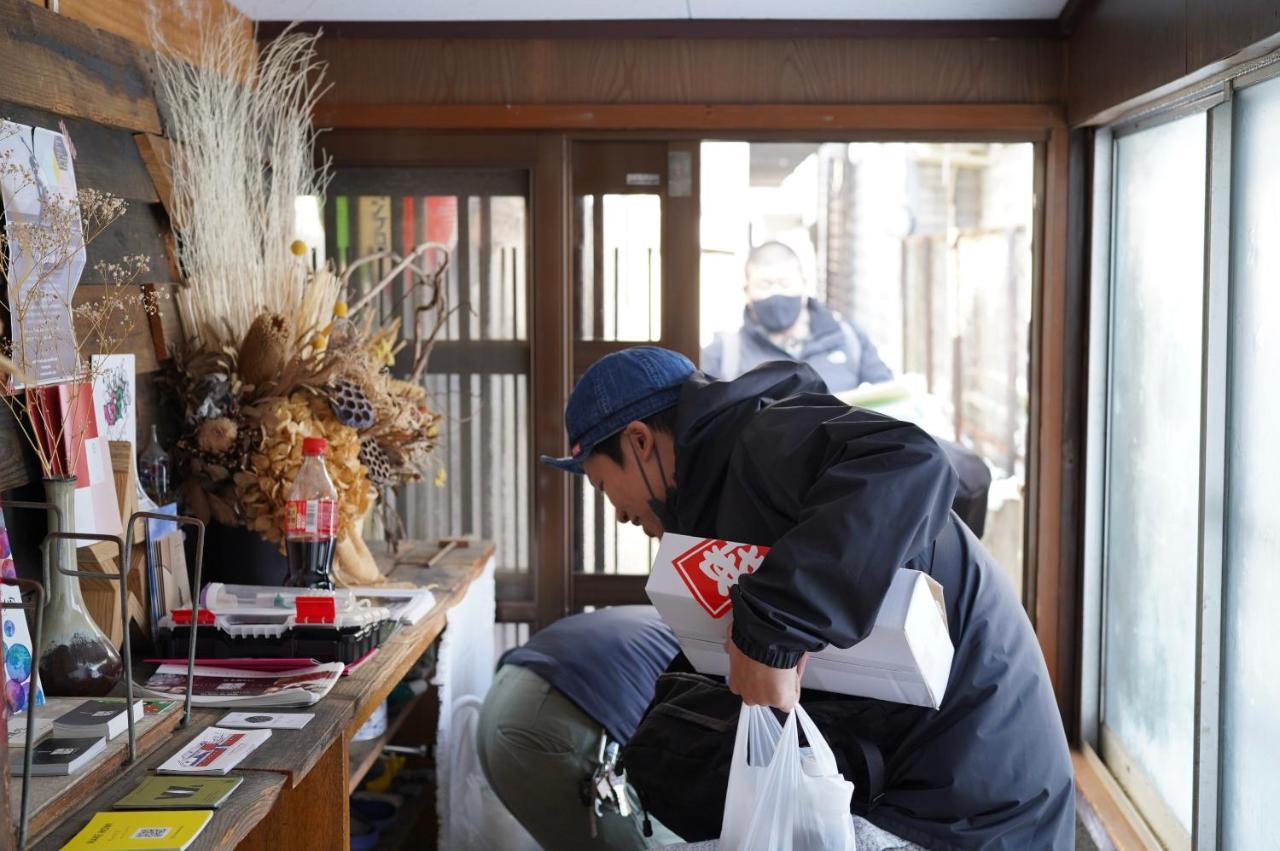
[150,12,446,582]
[0,121,156,479]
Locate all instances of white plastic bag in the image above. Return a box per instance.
[720,703,858,851]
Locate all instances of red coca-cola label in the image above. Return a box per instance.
[671,538,769,619]
[285,498,336,537]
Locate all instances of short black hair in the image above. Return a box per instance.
[590,405,679,467]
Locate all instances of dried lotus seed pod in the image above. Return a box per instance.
[327,377,375,430]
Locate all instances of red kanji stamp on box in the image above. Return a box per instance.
[670,538,769,618]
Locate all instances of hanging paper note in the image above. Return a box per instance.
[0,120,85,386]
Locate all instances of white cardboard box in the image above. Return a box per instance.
[646,534,955,709]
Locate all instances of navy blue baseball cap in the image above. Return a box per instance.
[540,346,695,475]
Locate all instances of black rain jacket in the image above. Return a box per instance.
[666,362,1075,850]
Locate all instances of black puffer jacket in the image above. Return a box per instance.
[663,361,1074,850]
[701,298,893,392]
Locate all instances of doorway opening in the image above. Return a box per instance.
[699,141,1035,594]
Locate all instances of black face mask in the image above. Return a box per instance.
[630,436,680,536]
[751,294,804,332]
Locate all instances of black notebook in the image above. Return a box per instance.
[9,736,106,776]
[52,700,144,740]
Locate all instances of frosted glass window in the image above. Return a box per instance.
[1221,73,1280,851]
[576,193,662,342]
[1100,112,1206,842]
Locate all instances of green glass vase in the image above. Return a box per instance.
[36,476,123,697]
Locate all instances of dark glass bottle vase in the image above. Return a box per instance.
[36,476,123,697]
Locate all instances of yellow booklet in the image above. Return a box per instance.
[59,810,212,850]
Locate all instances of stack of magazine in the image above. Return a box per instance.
[140,662,344,708]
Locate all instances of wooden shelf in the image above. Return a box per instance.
[12,699,184,843]
[347,690,428,795]
[334,542,494,738]
[371,782,437,851]
[22,540,494,851]
[33,737,287,850]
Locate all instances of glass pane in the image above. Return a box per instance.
[1101,112,1206,843]
[574,471,660,575]
[698,141,1033,596]
[326,171,531,582]
[1222,74,1280,851]
[575,193,662,342]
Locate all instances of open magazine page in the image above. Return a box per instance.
[140,662,344,707]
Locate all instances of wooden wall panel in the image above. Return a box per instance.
[315,37,1065,107]
[0,100,159,203]
[0,0,161,134]
[0,0,215,498]
[0,410,40,493]
[80,203,175,285]
[58,0,251,58]
[1067,0,1186,124]
[1068,0,1280,125]
[319,131,546,167]
[317,103,1066,131]
[1187,0,1280,70]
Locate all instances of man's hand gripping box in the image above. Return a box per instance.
[646,534,954,709]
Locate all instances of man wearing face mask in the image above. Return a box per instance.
[704,240,994,538]
[541,346,1074,850]
[701,241,893,392]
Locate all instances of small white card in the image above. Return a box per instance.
[218,712,314,730]
[156,726,271,775]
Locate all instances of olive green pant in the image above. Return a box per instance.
[477,664,682,851]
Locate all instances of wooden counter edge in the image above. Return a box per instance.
[342,541,495,737]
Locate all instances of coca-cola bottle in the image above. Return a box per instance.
[284,437,338,589]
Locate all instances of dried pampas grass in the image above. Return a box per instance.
[149,8,332,349]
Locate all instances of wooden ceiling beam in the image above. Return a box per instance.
[315,102,1065,133]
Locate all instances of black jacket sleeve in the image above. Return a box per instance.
[727,401,958,669]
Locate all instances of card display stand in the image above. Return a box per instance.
[2,500,206,848]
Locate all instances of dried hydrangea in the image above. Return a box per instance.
[233,391,372,547]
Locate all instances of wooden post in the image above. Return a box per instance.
[238,732,350,850]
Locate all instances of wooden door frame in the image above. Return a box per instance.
[566,139,702,612]
[320,131,570,629]
[319,105,1080,727]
